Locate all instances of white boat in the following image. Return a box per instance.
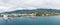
[3,15,8,20]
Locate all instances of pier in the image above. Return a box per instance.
[0,13,36,17]
[0,13,36,20]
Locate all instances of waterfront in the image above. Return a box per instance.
[0,15,60,25]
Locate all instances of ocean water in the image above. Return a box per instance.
[0,15,60,25]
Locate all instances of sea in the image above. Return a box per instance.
[0,15,60,25]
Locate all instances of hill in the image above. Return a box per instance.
[1,8,60,14]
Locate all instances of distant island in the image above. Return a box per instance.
[0,8,60,17]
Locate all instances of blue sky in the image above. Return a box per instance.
[0,0,60,12]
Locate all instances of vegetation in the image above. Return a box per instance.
[0,8,60,16]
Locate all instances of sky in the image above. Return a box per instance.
[0,0,60,12]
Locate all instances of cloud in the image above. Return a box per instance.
[0,0,60,12]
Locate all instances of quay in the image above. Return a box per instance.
[0,13,36,20]
[0,13,36,17]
